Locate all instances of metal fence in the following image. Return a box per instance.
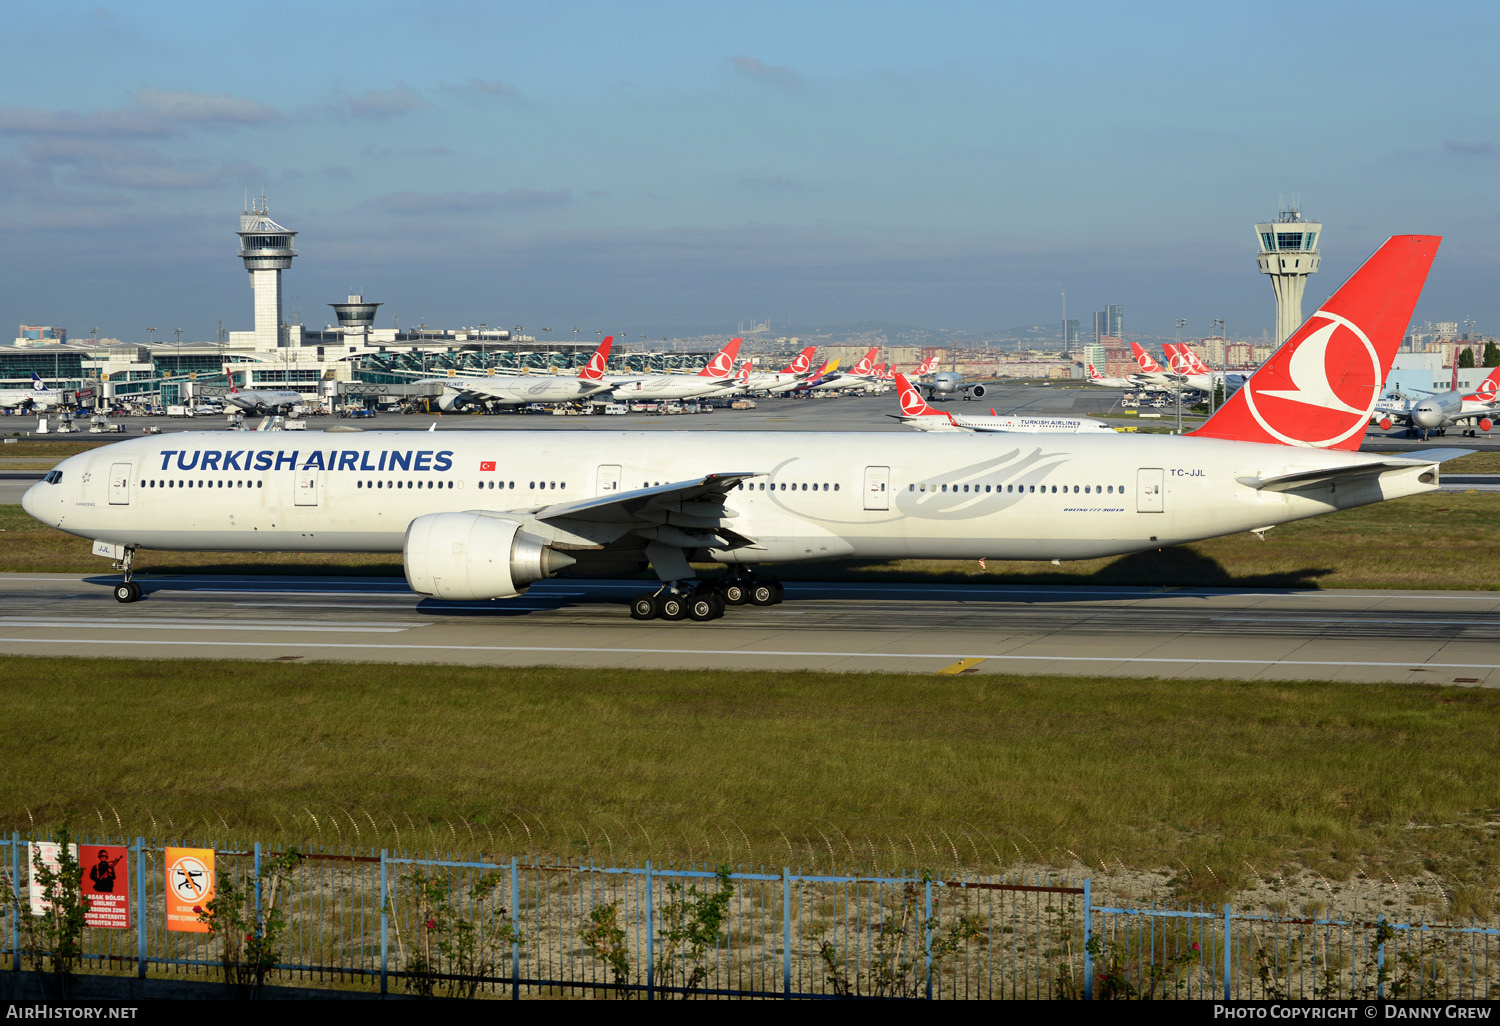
[4,832,1498,999]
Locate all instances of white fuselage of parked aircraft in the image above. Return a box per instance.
[0,374,64,410]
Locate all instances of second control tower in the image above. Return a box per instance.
[237,193,298,350]
[1256,208,1321,345]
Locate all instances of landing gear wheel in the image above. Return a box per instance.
[770,581,785,604]
[629,594,660,620]
[659,594,688,621]
[722,581,749,605]
[114,581,141,603]
[687,593,724,621]
[749,582,778,606]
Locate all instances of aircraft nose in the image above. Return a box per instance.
[21,479,45,521]
[1413,405,1440,428]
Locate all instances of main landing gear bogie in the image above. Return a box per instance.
[629,574,781,622]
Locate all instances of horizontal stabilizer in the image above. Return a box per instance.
[1236,449,1471,492]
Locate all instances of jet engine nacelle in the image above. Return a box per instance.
[968,384,987,400]
[1379,416,1393,431]
[435,393,469,413]
[403,512,575,600]
[1481,417,1494,433]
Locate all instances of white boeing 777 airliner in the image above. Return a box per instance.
[23,236,1467,621]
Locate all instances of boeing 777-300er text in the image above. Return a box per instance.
[422,336,616,410]
[24,235,1468,620]
[0,373,64,411]
[890,373,1115,434]
[220,366,305,414]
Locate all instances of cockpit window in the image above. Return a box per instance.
[43,470,63,485]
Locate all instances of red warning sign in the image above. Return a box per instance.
[80,844,130,929]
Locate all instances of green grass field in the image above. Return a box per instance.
[5,487,1497,589]
[5,658,1499,910]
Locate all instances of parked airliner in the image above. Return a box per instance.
[1372,363,1500,439]
[220,366,305,414]
[605,338,743,402]
[423,336,616,410]
[0,374,64,411]
[890,373,1114,434]
[23,236,1466,622]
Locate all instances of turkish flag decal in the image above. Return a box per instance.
[479,461,496,472]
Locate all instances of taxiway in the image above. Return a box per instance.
[3,572,1497,686]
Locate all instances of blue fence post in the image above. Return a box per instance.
[509,856,519,1001]
[379,849,388,996]
[924,876,934,1000]
[645,861,654,1001]
[11,832,20,972]
[1223,904,1233,1001]
[782,867,791,999]
[1377,916,1386,1000]
[253,841,262,937]
[134,837,146,979]
[1083,877,1093,1001]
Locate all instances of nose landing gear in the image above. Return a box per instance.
[111,546,142,603]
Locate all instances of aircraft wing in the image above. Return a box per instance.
[1450,408,1500,424]
[531,472,762,527]
[1236,449,1472,492]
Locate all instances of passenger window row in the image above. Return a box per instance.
[736,482,839,492]
[909,482,1125,495]
[145,479,262,489]
[356,481,456,489]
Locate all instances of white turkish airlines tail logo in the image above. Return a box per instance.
[1169,352,1192,373]
[1135,350,1158,371]
[851,349,876,376]
[1257,320,1369,414]
[224,366,239,393]
[1475,374,1500,402]
[706,350,733,376]
[789,351,811,374]
[895,373,933,416]
[1088,363,1100,379]
[738,362,751,382]
[1243,311,1382,448]
[1186,349,1212,375]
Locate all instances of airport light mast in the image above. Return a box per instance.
[1255,208,1321,345]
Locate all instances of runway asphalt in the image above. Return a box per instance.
[4,572,1498,686]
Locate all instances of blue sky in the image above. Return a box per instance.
[2,1,1496,343]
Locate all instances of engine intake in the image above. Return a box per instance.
[969,383,987,399]
[404,512,575,600]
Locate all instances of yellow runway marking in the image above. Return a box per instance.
[937,657,987,675]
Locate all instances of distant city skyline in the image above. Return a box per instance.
[2,2,1496,345]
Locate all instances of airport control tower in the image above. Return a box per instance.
[237,193,298,350]
[330,294,382,343]
[1255,208,1321,345]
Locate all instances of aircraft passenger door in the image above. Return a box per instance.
[863,466,890,511]
[294,469,319,507]
[596,464,622,495]
[1137,468,1164,513]
[108,463,132,505]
